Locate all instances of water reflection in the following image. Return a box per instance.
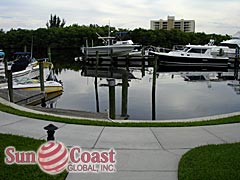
[81,65,133,119]
[52,60,240,121]
[40,49,240,120]
[4,48,238,120]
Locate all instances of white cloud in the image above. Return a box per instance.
[0,0,239,35]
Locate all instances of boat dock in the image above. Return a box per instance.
[0,88,111,120]
[81,55,156,68]
[27,106,109,119]
[0,88,45,105]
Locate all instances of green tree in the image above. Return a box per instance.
[46,14,66,28]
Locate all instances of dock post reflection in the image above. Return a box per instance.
[108,79,116,119]
[152,56,158,120]
[141,60,145,77]
[95,51,100,112]
[121,70,128,118]
[141,48,145,77]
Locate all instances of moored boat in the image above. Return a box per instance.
[0,79,63,94]
[0,52,53,81]
[0,50,5,62]
[82,39,140,57]
[220,31,240,48]
[11,60,53,81]
[150,43,234,68]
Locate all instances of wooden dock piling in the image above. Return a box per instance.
[108,79,116,119]
[95,51,100,112]
[7,68,13,102]
[121,70,128,118]
[234,47,240,80]
[152,56,158,120]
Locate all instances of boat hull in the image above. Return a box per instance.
[154,53,229,68]
[82,45,139,57]
[11,81,63,94]
[14,86,63,94]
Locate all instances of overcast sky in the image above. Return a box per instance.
[0,0,239,35]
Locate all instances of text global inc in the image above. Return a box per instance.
[68,147,116,173]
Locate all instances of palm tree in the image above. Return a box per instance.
[46,14,66,28]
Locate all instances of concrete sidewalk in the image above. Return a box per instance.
[1,111,240,180]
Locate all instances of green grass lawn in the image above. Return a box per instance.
[0,133,67,180]
[1,102,240,127]
[178,143,240,180]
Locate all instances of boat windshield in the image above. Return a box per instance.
[183,47,191,52]
[188,48,207,54]
[114,40,134,45]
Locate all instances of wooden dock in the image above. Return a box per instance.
[0,89,45,105]
[0,88,112,120]
[27,106,109,119]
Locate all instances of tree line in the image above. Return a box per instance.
[0,24,231,57]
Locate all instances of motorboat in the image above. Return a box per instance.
[221,31,240,48]
[81,29,140,57]
[0,50,5,62]
[11,60,53,81]
[0,69,63,105]
[0,52,36,72]
[220,32,240,66]
[0,77,63,94]
[0,52,53,81]
[13,79,63,94]
[150,42,234,68]
[82,39,140,57]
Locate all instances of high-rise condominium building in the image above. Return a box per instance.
[150,16,195,32]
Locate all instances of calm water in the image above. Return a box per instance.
[49,66,240,121]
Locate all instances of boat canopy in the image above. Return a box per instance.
[220,31,240,48]
[221,39,240,48]
[11,56,30,72]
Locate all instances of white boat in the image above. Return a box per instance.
[0,52,53,81]
[150,42,234,68]
[82,39,140,57]
[1,78,63,94]
[11,60,53,81]
[221,31,240,48]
